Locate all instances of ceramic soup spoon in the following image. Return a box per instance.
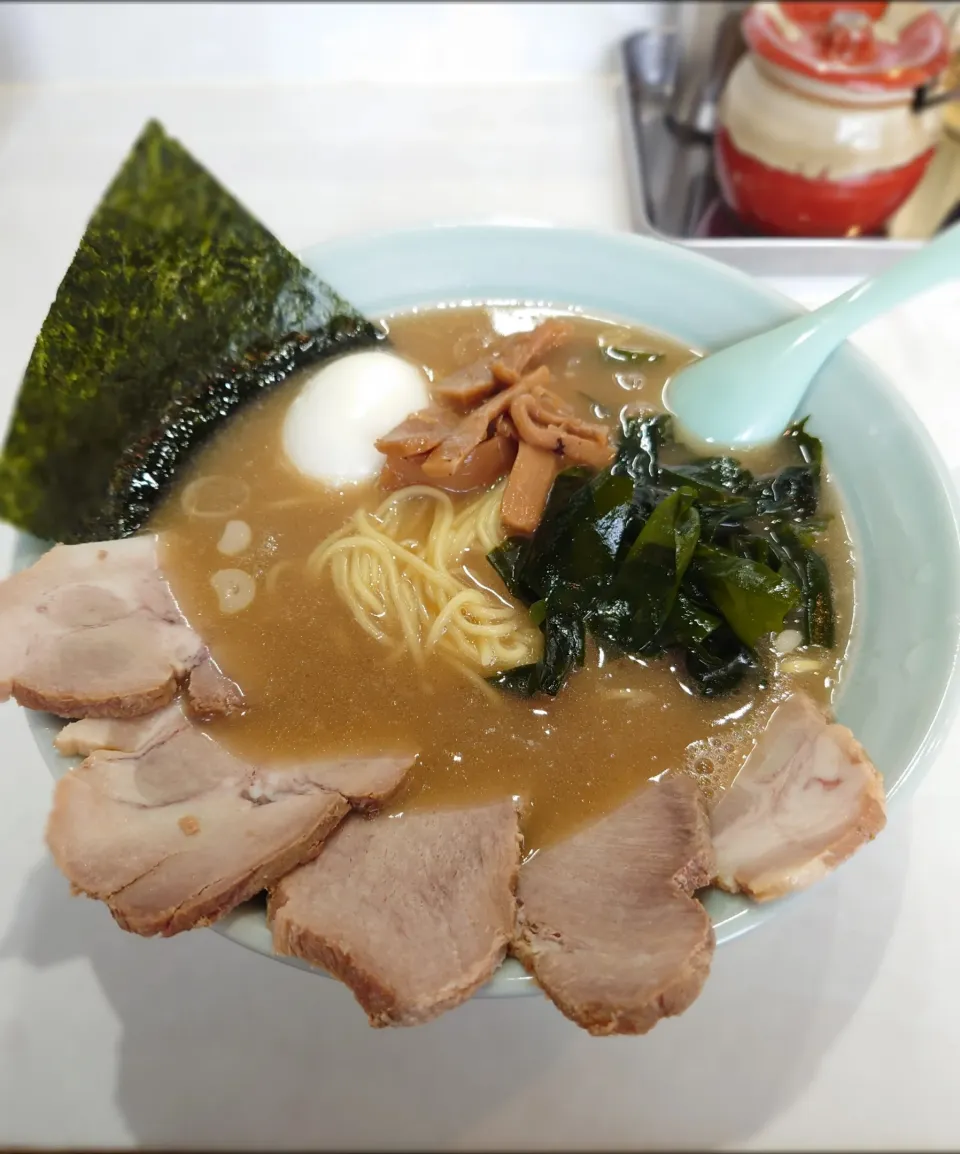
[663,223,960,448]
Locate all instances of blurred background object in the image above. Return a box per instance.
[620,1,960,274]
[665,2,747,138]
[888,5,960,234]
[714,2,950,238]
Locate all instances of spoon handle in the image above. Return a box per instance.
[663,222,960,449]
[806,222,960,347]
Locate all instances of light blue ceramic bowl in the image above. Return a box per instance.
[24,224,960,996]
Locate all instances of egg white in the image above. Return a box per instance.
[282,350,430,486]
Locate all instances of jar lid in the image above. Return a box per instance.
[743,2,950,93]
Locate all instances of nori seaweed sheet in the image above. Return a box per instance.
[0,119,380,543]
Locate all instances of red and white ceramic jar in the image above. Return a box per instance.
[714,2,951,237]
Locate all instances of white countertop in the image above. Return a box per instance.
[2,78,960,1152]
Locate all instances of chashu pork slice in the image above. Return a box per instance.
[711,692,887,902]
[47,703,414,937]
[54,702,187,758]
[512,775,715,1036]
[0,535,206,718]
[269,800,522,1027]
[184,653,245,719]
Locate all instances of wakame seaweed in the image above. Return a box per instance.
[0,120,380,544]
[488,412,835,699]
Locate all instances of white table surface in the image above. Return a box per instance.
[2,79,960,1152]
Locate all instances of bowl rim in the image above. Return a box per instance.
[20,221,960,997]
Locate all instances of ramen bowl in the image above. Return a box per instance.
[23,224,960,994]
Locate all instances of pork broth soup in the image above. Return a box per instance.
[151,306,856,853]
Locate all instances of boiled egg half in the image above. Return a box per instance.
[281,350,430,487]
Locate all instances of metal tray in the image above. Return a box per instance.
[618,27,927,279]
